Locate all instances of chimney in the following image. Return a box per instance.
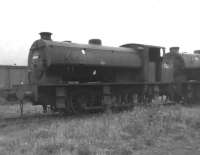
[169,47,179,54]
[39,32,52,40]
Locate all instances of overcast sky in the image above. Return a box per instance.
[0,0,200,65]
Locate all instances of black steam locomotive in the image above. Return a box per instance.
[162,47,200,103]
[21,32,200,113]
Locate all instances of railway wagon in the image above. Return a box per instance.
[162,47,200,103]
[0,65,28,99]
[24,32,167,113]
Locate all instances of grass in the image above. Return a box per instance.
[0,103,200,154]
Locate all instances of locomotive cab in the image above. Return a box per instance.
[148,47,164,82]
[121,44,165,83]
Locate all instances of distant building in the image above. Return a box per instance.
[0,65,28,89]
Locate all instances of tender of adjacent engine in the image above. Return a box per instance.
[26,32,166,113]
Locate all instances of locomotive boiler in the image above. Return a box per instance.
[26,32,165,113]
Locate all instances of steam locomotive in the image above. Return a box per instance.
[20,32,200,113]
[162,47,200,103]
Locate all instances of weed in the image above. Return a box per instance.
[35,143,64,155]
[34,129,56,139]
[1,104,200,154]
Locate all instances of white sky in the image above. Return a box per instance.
[0,0,200,65]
